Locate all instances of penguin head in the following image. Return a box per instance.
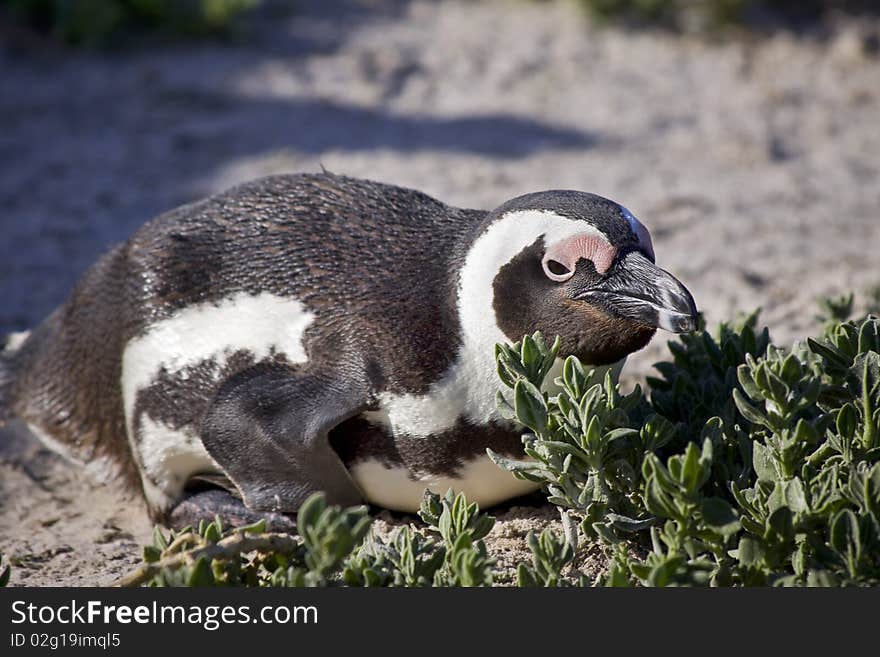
[465,190,698,366]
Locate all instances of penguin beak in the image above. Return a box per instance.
[575,251,698,333]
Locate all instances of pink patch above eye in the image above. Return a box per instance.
[542,232,617,281]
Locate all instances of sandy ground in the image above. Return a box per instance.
[1,0,879,586]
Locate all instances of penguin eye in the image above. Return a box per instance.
[546,260,570,276]
[542,258,574,282]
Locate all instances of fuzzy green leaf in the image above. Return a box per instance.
[829,509,861,572]
[297,492,326,532]
[864,462,880,522]
[733,388,769,427]
[513,379,548,433]
[737,536,763,567]
[752,441,776,481]
[187,557,215,587]
[143,546,162,563]
[700,497,741,538]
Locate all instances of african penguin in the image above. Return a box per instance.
[0,173,697,527]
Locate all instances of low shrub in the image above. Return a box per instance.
[492,308,880,586]
[578,0,874,31]
[3,0,261,46]
[118,489,497,587]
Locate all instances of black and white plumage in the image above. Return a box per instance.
[0,173,697,524]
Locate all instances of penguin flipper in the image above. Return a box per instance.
[198,362,367,514]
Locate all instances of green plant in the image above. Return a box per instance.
[344,490,496,587]
[492,311,880,586]
[343,526,446,587]
[516,528,584,587]
[582,0,753,30]
[578,0,857,32]
[419,489,496,586]
[494,334,655,537]
[119,495,370,587]
[816,293,855,330]
[123,489,497,587]
[4,0,261,46]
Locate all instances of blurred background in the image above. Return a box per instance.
[1,0,879,374]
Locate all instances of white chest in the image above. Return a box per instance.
[361,349,505,438]
[350,353,560,513]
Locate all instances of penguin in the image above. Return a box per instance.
[0,173,697,528]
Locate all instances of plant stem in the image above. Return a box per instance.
[113,532,300,587]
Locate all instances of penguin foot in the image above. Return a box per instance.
[166,490,298,534]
